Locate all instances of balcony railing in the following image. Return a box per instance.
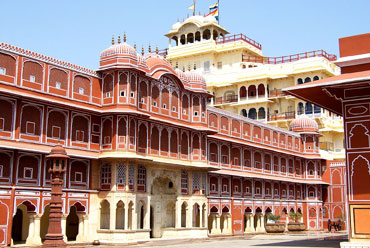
[214,94,238,104]
[216,33,262,50]
[242,50,337,64]
[268,89,287,98]
[268,111,296,121]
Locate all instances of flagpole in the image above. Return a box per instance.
[193,0,196,16]
[218,0,220,24]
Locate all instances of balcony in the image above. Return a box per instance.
[215,33,262,50]
[242,50,337,64]
[214,94,238,105]
[268,111,296,121]
[268,89,287,98]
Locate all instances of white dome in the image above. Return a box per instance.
[172,22,181,30]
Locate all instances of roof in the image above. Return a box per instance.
[283,69,370,116]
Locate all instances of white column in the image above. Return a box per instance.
[187,205,192,228]
[26,214,42,245]
[110,201,115,230]
[175,200,181,228]
[124,204,129,230]
[76,214,87,242]
[145,197,151,229]
[200,206,203,228]
[132,205,137,230]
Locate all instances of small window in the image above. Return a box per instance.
[246,186,250,193]
[26,121,35,135]
[266,188,270,195]
[163,104,167,109]
[130,92,134,98]
[76,130,84,142]
[75,172,83,183]
[308,146,312,149]
[256,188,260,194]
[0,67,5,75]
[55,82,61,89]
[106,92,111,98]
[202,112,205,117]
[211,184,216,191]
[234,185,239,192]
[120,90,125,97]
[104,136,111,144]
[79,87,84,95]
[153,101,157,107]
[309,191,315,197]
[51,126,61,139]
[141,97,145,103]
[24,167,33,179]
[194,111,198,116]
[172,107,176,112]
[29,75,36,82]
[223,184,228,192]
[217,61,222,70]
[282,189,286,196]
[92,124,100,133]
[309,169,314,175]
[0,118,4,131]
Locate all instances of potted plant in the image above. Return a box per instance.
[287,212,305,231]
[265,214,285,233]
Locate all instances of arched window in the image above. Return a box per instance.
[258,107,266,120]
[297,78,303,85]
[314,105,321,114]
[248,85,256,97]
[313,76,319,81]
[297,102,304,115]
[192,171,200,193]
[187,33,194,43]
[257,84,265,96]
[195,31,201,42]
[116,163,126,189]
[305,103,313,114]
[181,170,188,194]
[180,34,186,45]
[248,108,257,120]
[203,29,211,40]
[241,109,248,117]
[137,165,146,192]
[100,163,111,190]
[239,86,247,99]
[304,77,311,83]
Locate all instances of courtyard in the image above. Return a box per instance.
[90,233,347,248]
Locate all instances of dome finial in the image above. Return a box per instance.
[148,43,151,53]
[187,13,189,18]
[118,35,121,44]
[177,18,180,22]
[156,45,159,54]
[112,35,115,45]
[134,42,136,50]
[142,45,144,56]
[199,11,201,16]
[123,32,127,43]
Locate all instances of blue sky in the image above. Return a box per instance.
[1,0,369,69]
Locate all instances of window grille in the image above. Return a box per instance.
[100,163,111,185]
[192,171,200,192]
[116,163,126,186]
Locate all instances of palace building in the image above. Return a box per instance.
[164,15,347,230]
[0,21,345,246]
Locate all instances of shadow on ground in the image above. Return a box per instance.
[254,238,346,248]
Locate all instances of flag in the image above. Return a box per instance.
[205,4,219,21]
[188,4,195,10]
[209,2,218,10]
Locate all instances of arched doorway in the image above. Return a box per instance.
[181,202,188,228]
[66,206,79,241]
[12,201,35,244]
[150,176,177,238]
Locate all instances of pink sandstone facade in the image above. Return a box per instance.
[0,37,345,246]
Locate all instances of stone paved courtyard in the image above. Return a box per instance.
[90,232,347,248]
